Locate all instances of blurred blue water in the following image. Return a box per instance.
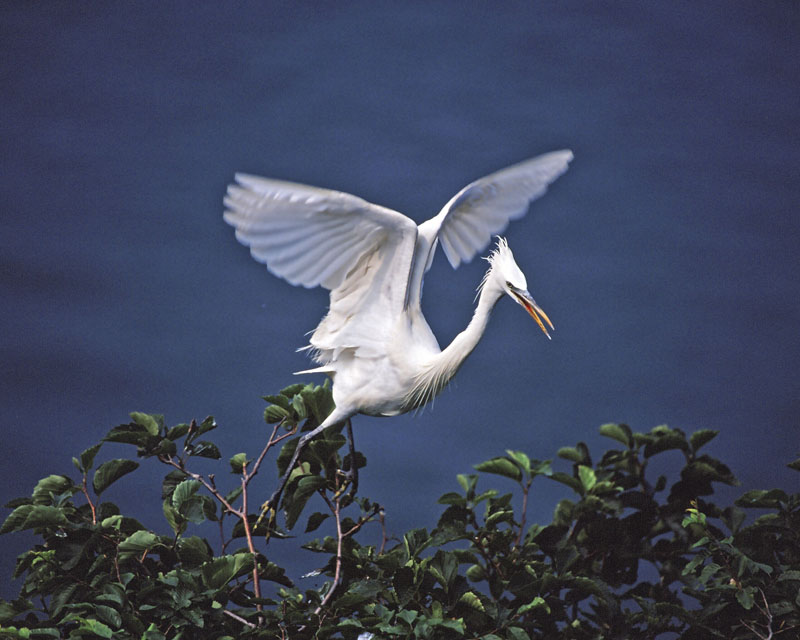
[1,2,798,598]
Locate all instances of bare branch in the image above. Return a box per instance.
[158,454,240,517]
[316,491,344,614]
[239,465,263,612]
[223,608,257,629]
[80,472,97,525]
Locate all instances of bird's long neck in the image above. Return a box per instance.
[406,274,504,409]
[440,276,504,371]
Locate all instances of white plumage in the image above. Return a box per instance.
[223,150,573,507]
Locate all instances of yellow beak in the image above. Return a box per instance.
[515,290,554,339]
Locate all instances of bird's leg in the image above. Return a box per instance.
[262,408,351,517]
[344,418,358,499]
[263,423,329,516]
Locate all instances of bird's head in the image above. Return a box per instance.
[481,237,554,339]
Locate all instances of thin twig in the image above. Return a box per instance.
[223,608,257,629]
[740,588,773,640]
[316,491,344,614]
[342,504,381,537]
[378,508,388,555]
[515,479,531,548]
[240,464,263,612]
[345,419,358,499]
[159,455,239,516]
[468,509,506,581]
[242,423,282,488]
[80,473,97,525]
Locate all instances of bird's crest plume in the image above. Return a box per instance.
[477,237,514,298]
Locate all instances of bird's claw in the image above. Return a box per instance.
[256,499,278,533]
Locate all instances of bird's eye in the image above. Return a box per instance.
[505,281,513,289]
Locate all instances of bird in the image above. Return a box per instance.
[223,149,573,510]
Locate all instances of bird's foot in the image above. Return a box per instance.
[256,494,279,535]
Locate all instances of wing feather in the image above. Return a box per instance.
[434,150,573,268]
[224,174,414,291]
[223,174,418,363]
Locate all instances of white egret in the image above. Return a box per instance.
[224,150,573,509]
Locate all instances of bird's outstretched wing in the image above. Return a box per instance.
[224,175,418,361]
[419,150,573,270]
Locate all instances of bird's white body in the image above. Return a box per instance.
[224,150,572,430]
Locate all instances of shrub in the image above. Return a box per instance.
[1,382,798,638]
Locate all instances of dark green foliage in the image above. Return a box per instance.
[1,384,798,639]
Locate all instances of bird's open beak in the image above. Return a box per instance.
[513,289,554,339]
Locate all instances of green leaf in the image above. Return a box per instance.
[334,579,383,608]
[438,492,466,506]
[735,489,788,509]
[403,528,431,559]
[505,450,531,475]
[142,622,167,640]
[0,504,34,534]
[578,465,597,492]
[103,423,153,446]
[682,554,705,575]
[301,384,335,424]
[79,443,103,472]
[172,479,201,509]
[189,441,221,459]
[201,554,255,590]
[31,475,74,505]
[507,626,532,640]
[224,486,243,505]
[280,382,305,397]
[598,423,632,447]
[161,469,185,501]
[177,536,212,567]
[292,474,328,502]
[458,591,485,611]
[788,458,800,472]
[474,457,522,482]
[264,405,290,424]
[689,429,719,452]
[61,616,113,639]
[165,423,191,440]
[229,452,248,474]
[130,412,162,436]
[466,564,486,582]
[193,416,218,437]
[285,475,328,530]
[118,530,162,558]
[93,459,139,495]
[305,512,329,533]
[0,504,67,533]
[94,605,122,629]
[261,560,293,587]
[291,394,307,420]
[736,586,755,610]
[698,562,721,585]
[485,509,515,528]
[182,417,217,448]
[517,596,550,615]
[557,446,585,463]
[644,426,688,457]
[549,472,583,495]
[262,394,291,410]
[433,618,465,633]
[456,474,477,496]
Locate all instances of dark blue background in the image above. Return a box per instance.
[2,2,798,597]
